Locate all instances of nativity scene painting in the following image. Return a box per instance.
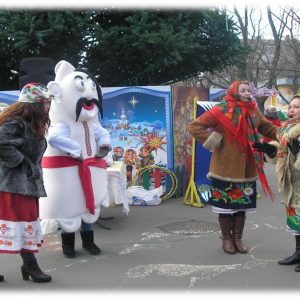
[102,86,173,189]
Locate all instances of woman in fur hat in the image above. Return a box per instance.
[255,95,300,272]
[188,80,277,255]
[0,83,52,283]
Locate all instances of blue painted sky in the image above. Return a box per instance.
[103,92,166,126]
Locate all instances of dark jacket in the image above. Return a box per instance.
[0,118,47,197]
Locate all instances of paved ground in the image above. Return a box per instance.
[1,163,299,294]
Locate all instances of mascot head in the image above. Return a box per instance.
[47,60,103,123]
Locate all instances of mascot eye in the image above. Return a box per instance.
[75,79,85,91]
[91,81,96,90]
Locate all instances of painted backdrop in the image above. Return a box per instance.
[172,86,208,196]
[102,86,173,187]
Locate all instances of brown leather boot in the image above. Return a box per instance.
[21,258,52,283]
[233,213,248,254]
[218,214,236,254]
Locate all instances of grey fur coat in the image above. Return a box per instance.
[0,118,47,197]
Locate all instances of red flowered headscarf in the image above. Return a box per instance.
[18,82,53,103]
[209,80,273,199]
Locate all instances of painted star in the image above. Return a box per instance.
[129,96,139,108]
[140,131,167,154]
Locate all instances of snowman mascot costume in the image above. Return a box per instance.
[40,60,111,258]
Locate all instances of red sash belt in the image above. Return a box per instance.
[42,156,107,214]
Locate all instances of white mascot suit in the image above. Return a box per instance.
[40,60,111,258]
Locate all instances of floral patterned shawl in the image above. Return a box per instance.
[276,118,300,192]
[209,80,273,199]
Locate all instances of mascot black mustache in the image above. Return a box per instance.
[75,68,103,121]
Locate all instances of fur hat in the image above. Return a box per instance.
[264,105,278,119]
[18,82,53,103]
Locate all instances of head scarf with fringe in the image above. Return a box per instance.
[209,80,273,199]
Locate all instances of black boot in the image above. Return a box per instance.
[278,235,300,265]
[0,275,4,282]
[61,232,76,258]
[20,252,52,283]
[295,264,300,272]
[218,214,236,254]
[232,212,248,254]
[80,231,101,255]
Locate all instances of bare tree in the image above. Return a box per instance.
[280,7,300,97]
[180,4,300,110]
[266,6,289,89]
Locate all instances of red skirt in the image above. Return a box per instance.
[0,192,43,254]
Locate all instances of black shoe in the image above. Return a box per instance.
[278,252,300,265]
[0,275,4,282]
[83,243,101,255]
[280,236,300,265]
[80,231,101,255]
[295,264,300,272]
[61,232,76,258]
[21,259,52,283]
[62,245,76,258]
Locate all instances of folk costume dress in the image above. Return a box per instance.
[269,119,300,235]
[188,80,277,214]
[0,118,47,253]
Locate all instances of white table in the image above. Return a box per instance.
[106,161,129,214]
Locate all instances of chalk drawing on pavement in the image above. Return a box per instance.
[125,260,267,283]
